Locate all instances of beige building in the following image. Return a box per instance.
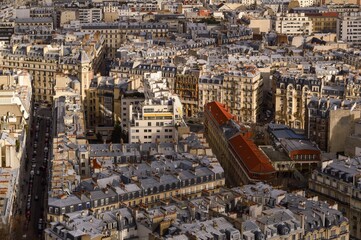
[60,10,78,26]
[0,32,105,102]
[309,157,361,239]
[328,107,361,154]
[249,18,272,34]
[275,13,313,36]
[222,65,263,123]
[273,71,321,129]
[81,22,168,58]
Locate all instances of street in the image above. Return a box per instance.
[11,106,52,240]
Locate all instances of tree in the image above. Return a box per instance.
[111,121,127,143]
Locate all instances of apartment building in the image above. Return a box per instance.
[78,8,103,24]
[47,133,225,222]
[127,72,184,144]
[198,75,224,113]
[273,70,321,129]
[234,182,349,240]
[44,208,137,240]
[50,93,86,197]
[85,75,123,137]
[81,22,169,58]
[204,101,276,186]
[0,70,31,228]
[337,12,361,45]
[309,157,361,239]
[223,65,263,123]
[174,74,199,117]
[0,32,105,102]
[307,12,338,33]
[306,97,361,152]
[275,13,313,36]
[120,91,145,131]
[0,22,14,43]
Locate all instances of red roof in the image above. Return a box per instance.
[93,159,102,169]
[205,102,234,126]
[229,134,276,175]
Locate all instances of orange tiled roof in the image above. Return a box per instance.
[206,101,234,126]
[229,134,276,174]
[93,159,102,169]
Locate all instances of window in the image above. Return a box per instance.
[54,208,59,214]
[148,122,151,126]
[49,207,53,213]
[61,207,65,214]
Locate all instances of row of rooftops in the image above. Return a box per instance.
[46,182,348,240]
[319,157,361,189]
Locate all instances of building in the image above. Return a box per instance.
[198,75,224,113]
[85,75,123,137]
[127,72,185,144]
[273,70,321,129]
[0,32,105,102]
[47,133,225,222]
[0,70,32,228]
[268,124,321,171]
[174,74,199,117]
[0,22,14,44]
[78,8,103,24]
[307,12,338,33]
[337,12,361,45]
[345,121,361,157]
[81,22,169,58]
[44,208,137,240]
[275,13,313,36]
[306,97,361,152]
[309,157,361,239]
[204,101,276,186]
[222,65,263,123]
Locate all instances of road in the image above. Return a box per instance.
[11,107,52,240]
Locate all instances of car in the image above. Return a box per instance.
[30,170,34,176]
[36,170,40,175]
[45,133,49,137]
[34,143,37,148]
[34,195,39,201]
[38,219,43,232]
[32,157,36,163]
[44,147,48,152]
[31,164,36,168]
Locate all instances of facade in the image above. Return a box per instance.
[81,22,169,58]
[275,13,313,36]
[306,97,361,152]
[273,70,321,129]
[174,74,199,117]
[204,101,276,186]
[198,75,224,113]
[0,70,31,228]
[79,8,103,24]
[0,32,104,102]
[222,65,263,123]
[337,12,361,45]
[127,72,184,144]
[85,75,122,136]
[309,157,361,239]
[307,12,338,33]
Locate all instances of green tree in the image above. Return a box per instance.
[111,121,123,143]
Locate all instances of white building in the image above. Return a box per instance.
[78,8,103,24]
[275,13,313,35]
[127,72,184,143]
[337,12,361,45]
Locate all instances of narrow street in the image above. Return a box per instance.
[11,107,52,240]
